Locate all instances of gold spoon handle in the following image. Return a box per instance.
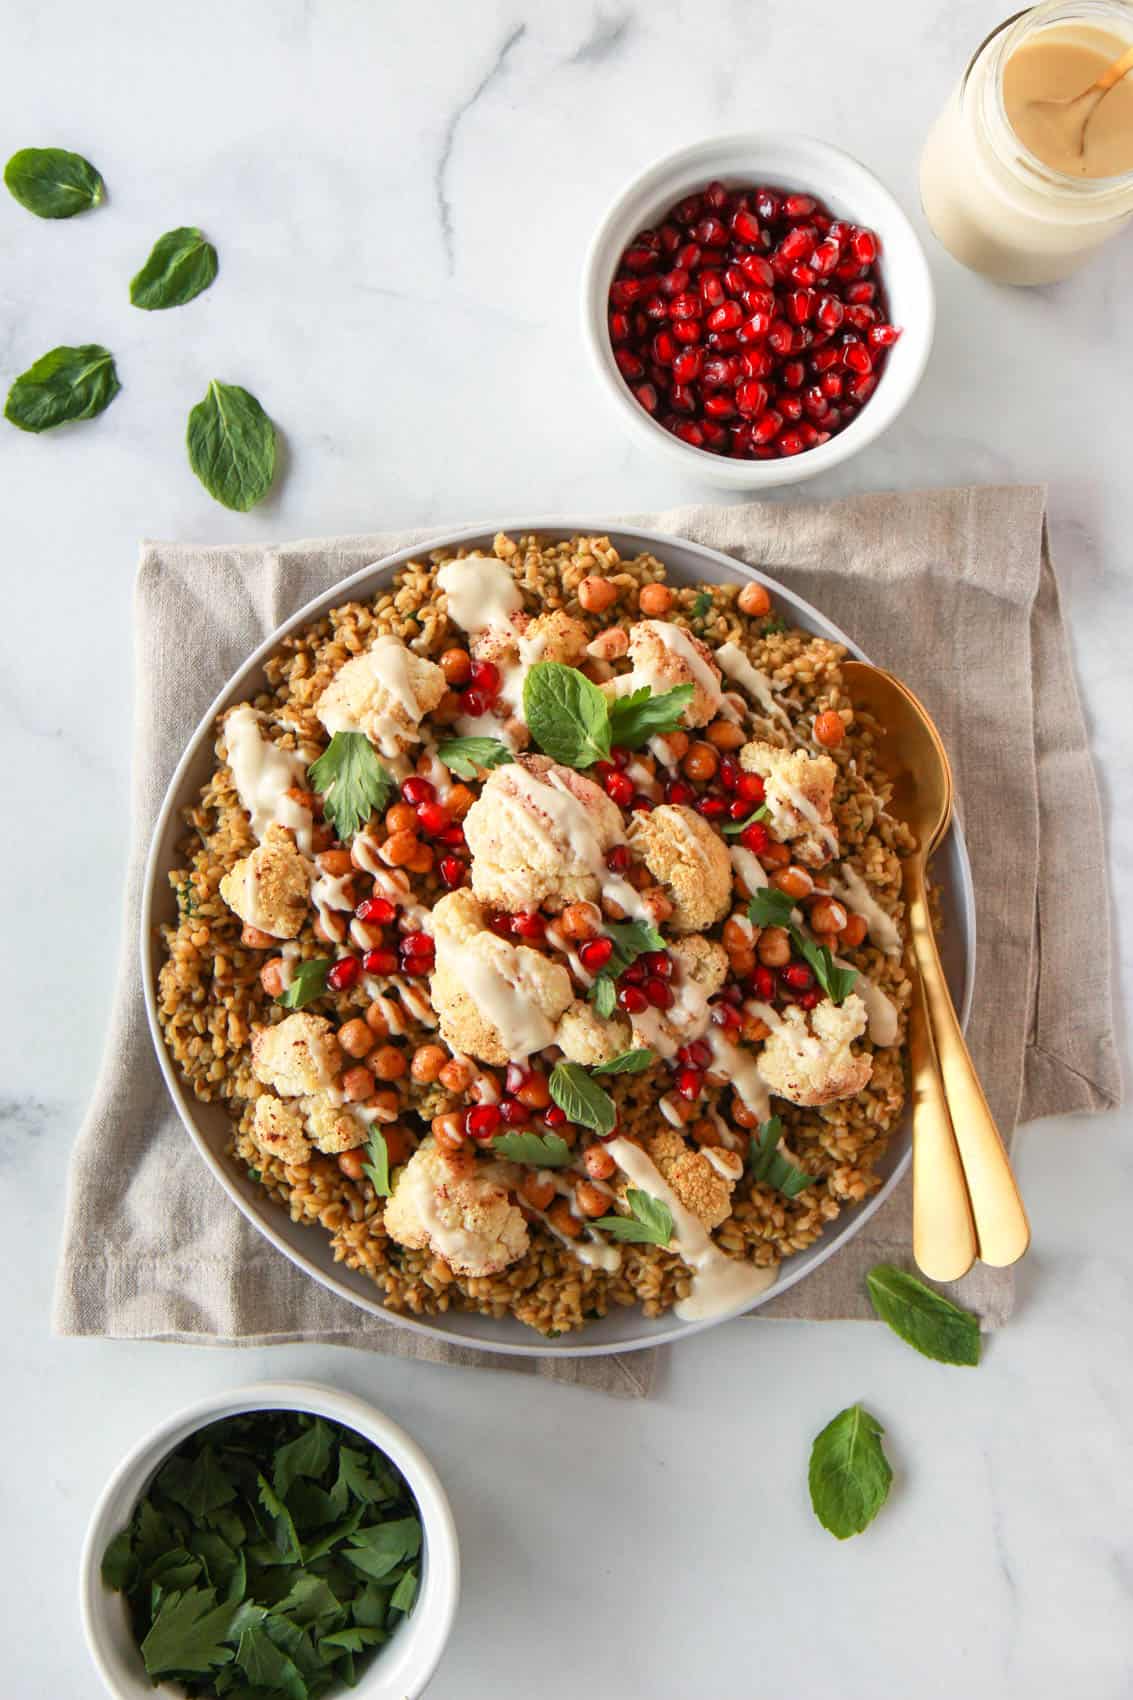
[906,864,1030,1267]
[1096,42,1133,93]
[907,936,978,1283]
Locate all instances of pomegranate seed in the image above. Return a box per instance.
[617,985,649,1014]
[754,965,776,1000]
[634,382,659,414]
[731,207,762,244]
[605,845,631,874]
[603,770,635,806]
[401,933,435,960]
[752,409,782,444]
[674,421,704,447]
[799,423,822,448]
[718,755,740,791]
[544,1105,568,1127]
[705,327,738,352]
[778,393,804,422]
[820,371,844,399]
[466,1104,501,1141]
[355,896,396,924]
[778,226,814,263]
[660,266,690,297]
[461,688,488,716]
[693,216,728,247]
[721,984,744,1005]
[737,312,772,344]
[672,348,704,383]
[869,322,901,348]
[614,347,644,381]
[852,228,879,264]
[643,951,672,980]
[579,936,614,973]
[622,960,648,985]
[736,380,768,417]
[712,1002,744,1030]
[675,1066,703,1101]
[812,238,840,275]
[362,948,398,975]
[644,977,674,1010]
[740,821,770,853]
[609,746,630,769]
[781,962,814,991]
[610,278,643,309]
[665,778,696,805]
[742,287,776,316]
[778,429,805,455]
[704,180,729,209]
[706,300,743,332]
[781,359,805,389]
[698,269,726,307]
[702,355,737,388]
[727,797,752,821]
[723,264,748,296]
[673,313,703,342]
[755,190,781,221]
[812,346,840,372]
[327,956,361,992]
[844,305,875,333]
[669,291,703,320]
[845,279,877,304]
[643,294,668,322]
[505,1062,532,1093]
[401,776,435,806]
[416,801,450,835]
[785,192,817,218]
[439,855,465,888]
[703,392,735,420]
[609,311,630,342]
[767,320,793,355]
[843,341,873,375]
[630,792,655,812]
[788,289,815,324]
[740,253,775,286]
[659,222,681,252]
[499,1097,530,1126]
[848,373,878,404]
[797,988,822,1010]
[675,241,702,270]
[652,329,677,366]
[803,385,829,419]
[696,795,727,819]
[622,245,656,273]
[511,911,545,939]
[740,347,772,378]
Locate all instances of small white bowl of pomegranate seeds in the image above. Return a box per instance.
[582,133,934,486]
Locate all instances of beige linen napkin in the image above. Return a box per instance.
[54,486,1121,1398]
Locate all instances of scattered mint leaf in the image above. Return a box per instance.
[491,1130,574,1167]
[595,1048,655,1074]
[747,886,795,929]
[436,735,513,779]
[748,1116,816,1198]
[273,1420,333,1502]
[361,1127,391,1197]
[523,661,611,768]
[589,974,616,1019]
[548,1062,616,1138]
[308,730,394,842]
[722,804,769,835]
[140,1585,237,1678]
[808,1404,893,1539]
[4,146,103,217]
[594,1188,673,1246]
[866,1264,981,1366]
[607,682,694,750]
[130,225,218,310]
[186,378,277,511]
[603,918,665,975]
[276,957,331,1011]
[5,343,120,433]
[235,1623,307,1698]
[690,591,712,619]
[792,929,858,1006]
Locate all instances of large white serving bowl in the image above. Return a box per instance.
[142,521,974,1358]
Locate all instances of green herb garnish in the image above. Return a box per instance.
[5,343,121,433]
[4,146,103,217]
[866,1264,981,1366]
[589,975,617,1019]
[130,226,218,310]
[722,804,769,836]
[747,889,858,1005]
[808,1404,893,1539]
[747,1116,817,1198]
[491,1130,574,1167]
[762,617,788,635]
[435,735,513,779]
[308,731,395,843]
[523,661,692,769]
[747,887,796,929]
[586,921,664,1019]
[690,591,712,620]
[276,957,331,1010]
[548,1061,616,1137]
[607,683,694,750]
[595,1048,655,1074]
[594,1188,673,1246]
[361,1128,391,1197]
[186,378,277,511]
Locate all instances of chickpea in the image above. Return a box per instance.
[316,848,354,877]
[444,784,474,820]
[721,915,754,954]
[758,842,791,870]
[664,1093,696,1124]
[731,1095,762,1129]
[352,920,386,951]
[287,787,320,812]
[839,913,869,950]
[438,1056,476,1092]
[813,709,846,749]
[337,1149,367,1181]
[638,581,673,616]
[757,925,791,967]
[407,844,434,875]
[440,647,472,687]
[241,923,276,950]
[383,831,418,867]
[578,575,618,614]
[384,1124,412,1167]
[515,1072,551,1110]
[741,1013,771,1043]
[728,948,757,979]
[772,865,815,901]
[583,1144,616,1181]
[547,1198,583,1238]
[432,689,463,726]
[689,1118,720,1147]
[367,1087,401,1122]
[587,627,629,661]
[520,1173,557,1212]
[364,1001,390,1036]
[656,730,690,765]
[575,1180,610,1219]
[628,864,652,891]
[385,802,417,836]
[342,1065,376,1102]
[738,581,772,617]
[260,958,286,997]
[338,1017,375,1059]
[809,897,848,935]
[681,741,719,783]
[432,1111,465,1151]
[705,718,746,751]
[641,886,674,925]
[311,825,335,854]
[559,901,601,942]
[371,1044,408,1082]
[410,1043,448,1085]
[314,913,347,946]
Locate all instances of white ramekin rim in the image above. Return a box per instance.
[581,130,936,488]
[79,1380,460,1700]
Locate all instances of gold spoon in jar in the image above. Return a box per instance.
[841,661,1030,1278]
[1022,41,1133,163]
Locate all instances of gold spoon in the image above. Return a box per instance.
[842,661,1030,1274]
[1023,41,1133,162]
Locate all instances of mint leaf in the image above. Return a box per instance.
[308,730,394,842]
[808,1405,893,1539]
[548,1062,616,1137]
[747,886,795,929]
[140,1586,237,1678]
[603,918,664,975]
[273,1420,333,1502]
[748,1116,816,1198]
[4,146,103,217]
[491,1130,574,1167]
[361,1127,391,1197]
[523,662,611,768]
[436,735,513,779]
[594,1188,673,1246]
[595,1048,654,1074]
[276,958,331,1011]
[589,973,616,1018]
[5,344,120,433]
[235,1623,307,1698]
[866,1264,981,1366]
[130,226,218,310]
[691,591,712,620]
[607,683,694,749]
[187,378,277,511]
[722,805,769,835]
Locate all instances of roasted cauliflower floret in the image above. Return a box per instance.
[251,1012,343,1098]
[739,739,838,867]
[383,1145,529,1277]
[251,1094,312,1167]
[429,889,573,1066]
[464,754,625,912]
[758,993,873,1106]
[219,824,312,939]
[630,804,731,933]
[608,620,725,729]
[644,1128,743,1230]
[472,607,588,671]
[314,635,446,758]
[556,999,633,1067]
[303,1094,368,1154]
[629,935,728,1054]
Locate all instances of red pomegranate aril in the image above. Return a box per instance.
[511,911,545,939]
[499,1097,530,1126]
[609,745,630,769]
[401,931,434,958]
[723,264,748,296]
[660,222,681,252]
[326,956,361,992]
[634,382,659,415]
[812,238,841,276]
[439,855,465,888]
[460,688,488,717]
[672,348,704,383]
[706,300,743,332]
[731,207,762,244]
[699,271,726,309]
[643,294,669,323]
[811,346,840,373]
[674,421,704,447]
[673,319,703,345]
[362,948,398,975]
[778,429,805,455]
[505,1061,532,1093]
[609,278,642,309]
[617,984,649,1015]
[694,215,728,247]
[869,322,902,348]
[741,287,776,317]
[797,988,822,1010]
[740,820,770,853]
[355,895,396,925]
[614,347,645,381]
[791,264,818,288]
[665,778,696,804]
[622,959,647,985]
[781,359,805,389]
[843,341,873,375]
[820,371,844,398]
[785,192,817,218]
[630,792,655,812]
[660,266,690,297]
[703,392,736,421]
[845,279,877,304]
[466,1104,501,1141]
[754,965,776,1000]
[781,962,814,991]
[736,771,765,803]
[440,824,465,847]
[676,1066,703,1101]
[670,291,703,321]
[740,253,775,286]
[778,393,804,422]
[603,770,635,807]
[605,845,631,873]
[718,755,740,792]
[756,189,781,222]
[579,936,614,973]
[778,226,815,264]
[543,1105,568,1128]
[416,801,450,835]
[622,244,656,273]
[852,229,879,264]
[704,180,729,209]
[670,384,696,415]
[652,329,677,366]
[767,320,793,355]
[803,385,829,420]
[848,373,878,404]
[643,950,672,980]
[740,347,772,378]
[845,305,877,332]
[727,797,753,821]
[736,379,768,417]
[799,423,822,448]
[675,240,703,270]
[702,355,737,388]
[644,977,675,1010]
[696,795,727,819]
[815,293,844,332]
[401,776,435,806]
[609,310,630,343]
[752,409,782,444]
[737,312,772,344]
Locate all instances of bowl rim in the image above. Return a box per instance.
[140,516,975,1358]
[78,1378,461,1700]
[580,129,936,487]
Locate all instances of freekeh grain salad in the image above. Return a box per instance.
[157,532,914,1336]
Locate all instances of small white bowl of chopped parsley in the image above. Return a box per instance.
[79,1381,460,1700]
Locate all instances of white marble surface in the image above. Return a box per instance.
[4,1,1131,1695]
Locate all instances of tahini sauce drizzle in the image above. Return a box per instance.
[224,706,313,854]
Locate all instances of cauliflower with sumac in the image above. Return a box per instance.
[739,739,838,867]
[383,1145,529,1277]
[757,994,873,1106]
[464,754,624,912]
[251,1012,343,1098]
[630,803,731,934]
[219,824,312,939]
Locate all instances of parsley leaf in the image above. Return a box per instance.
[594,1188,674,1246]
[690,591,712,619]
[747,1117,817,1198]
[589,974,616,1018]
[792,930,858,1005]
[523,662,611,768]
[140,1586,237,1678]
[435,735,513,779]
[762,616,788,635]
[866,1264,981,1366]
[595,1048,655,1074]
[548,1062,617,1137]
[607,683,694,750]
[722,804,769,835]
[389,1567,418,1614]
[235,1623,307,1697]
[491,1130,575,1167]
[308,731,395,842]
[273,1419,333,1501]
[276,957,331,1010]
[808,1405,893,1539]
[362,1128,391,1197]
[747,887,796,929]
